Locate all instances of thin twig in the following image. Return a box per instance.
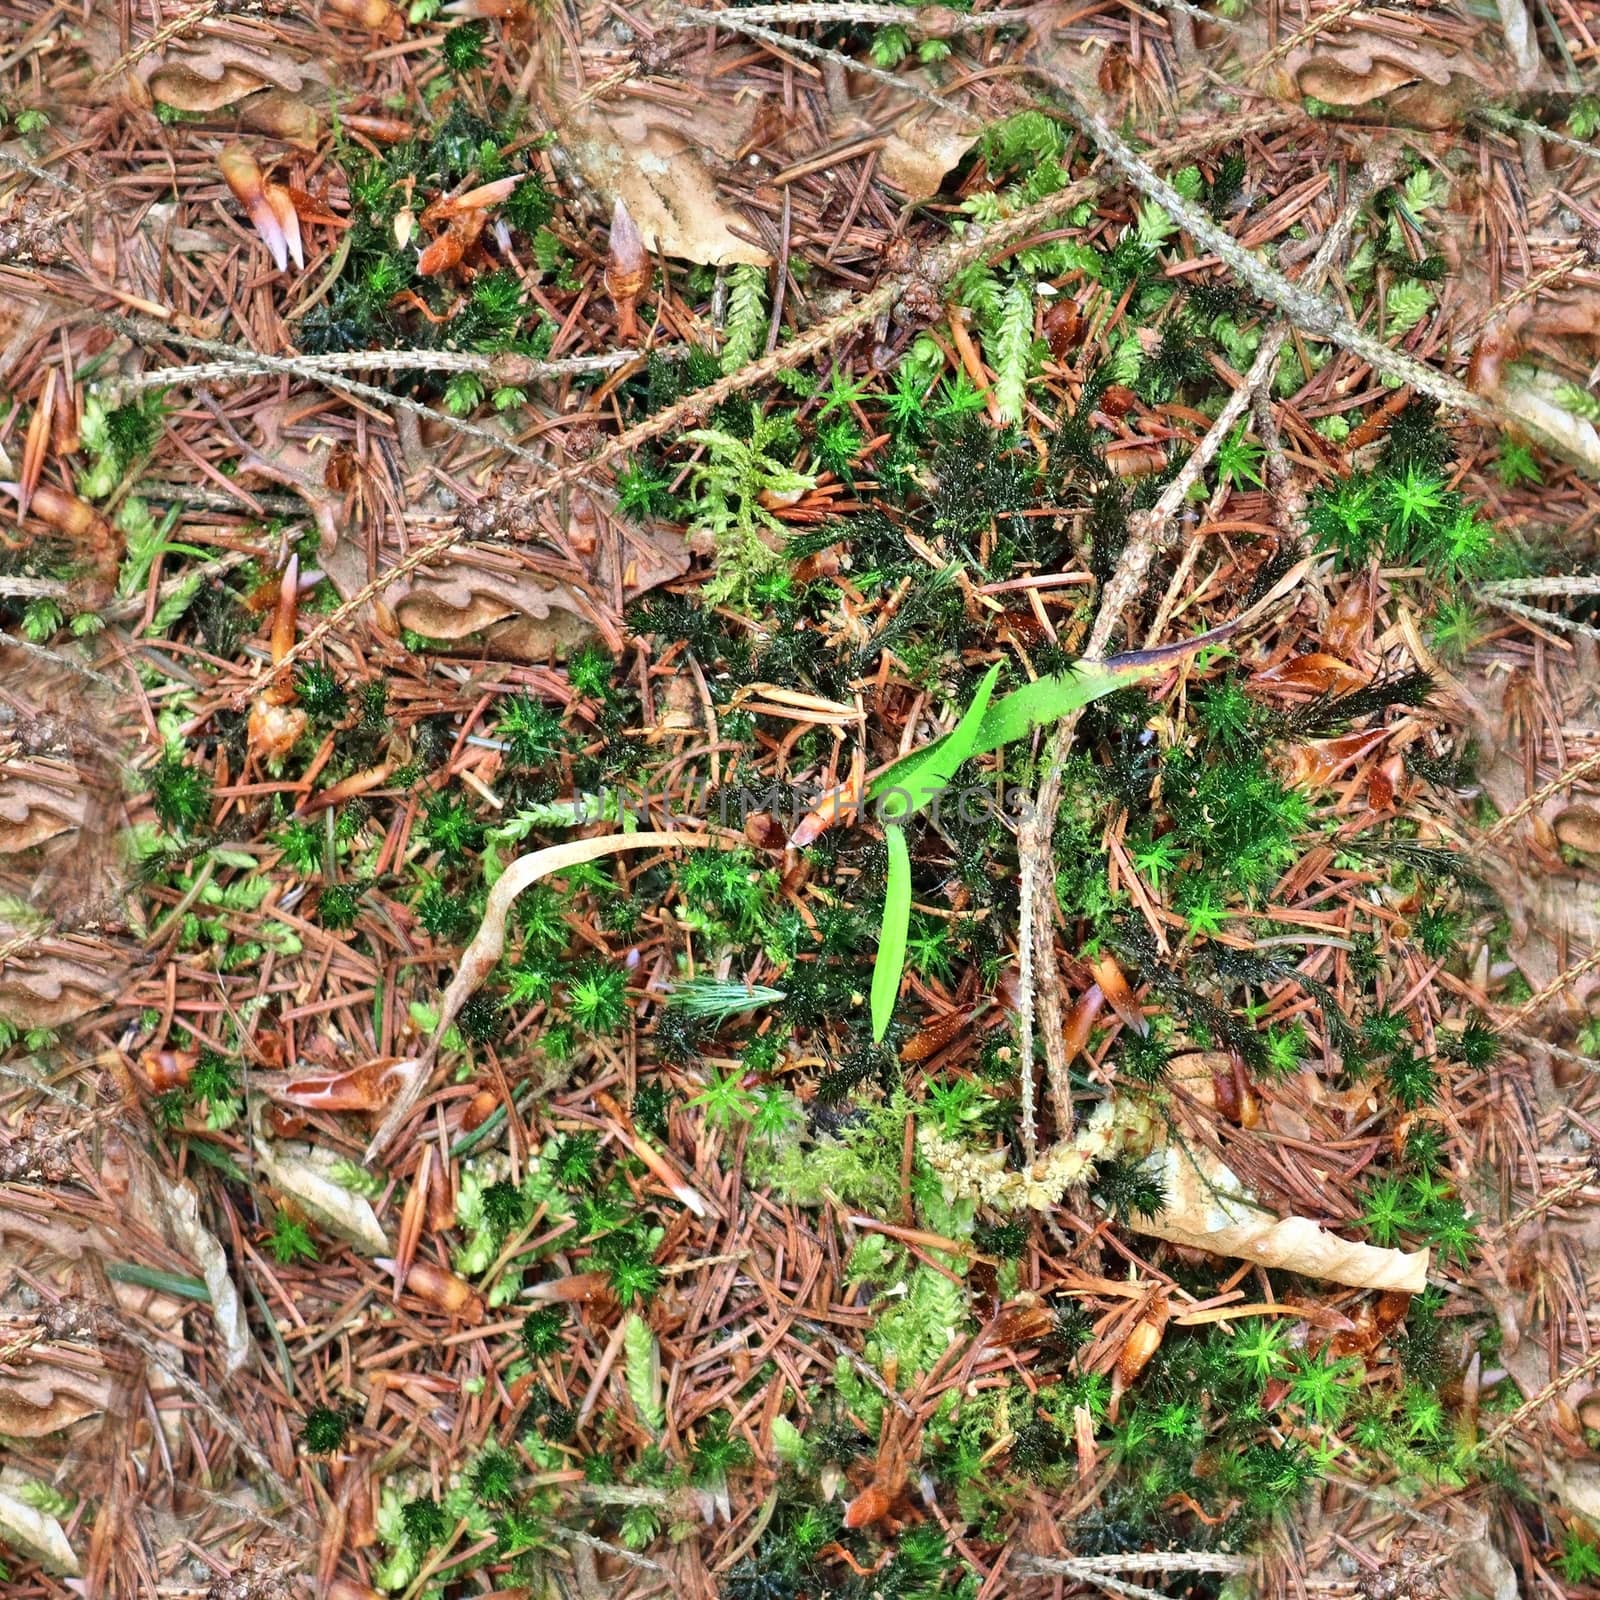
[1474,107,1600,167]
[115,1320,305,1516]
[1091,148,1399,653]
[553,1526,667,1572]
[1012,1557,1239,1600]
[1016,1553,1250,1576]
[0,575,70,600]
[0,633,124,691]
[90,0,225,86]
[0,146,77,193]
[1014,149,1389,1153]
[108,343,677,393]
[672,5,986,121]
[1496,947,1600,1031]
[1479,593,1600,644]
[675,3,1036,28]
[1478,575,1600,644]
[100,316,555,468]
[1027,76,1568,456]
[1476,1342,1600,1454]
[1250,0,1365,76]
[1488,1162,1598,1242]
[1142,0,1242,31]
[1481,746,1600,843]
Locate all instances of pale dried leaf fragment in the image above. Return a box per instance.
[254,1125,389,1255]
[0,776,84,855]
[1452,1529,1520,1600]
[557,97,771,267]
[0,1480,77,1575]
[366,831,723,1159]
[1555,806,1600,854]
[317,467,689,660]
[149,62,279,111]
[1259,21,1492,128]
[1131,1138,1429,1293]
[0,1368,112,1437]
[1549,1457,1600,1532]
[0,938,118,1028]
[83,14,331,107]
[319,539,676,662]
[1495,370,1600,479]
[878,110,978,201]
[157,1173,252,1376]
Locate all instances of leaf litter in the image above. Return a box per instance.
[2,0,1600,1595]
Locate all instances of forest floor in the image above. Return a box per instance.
[3,1,1600,1598]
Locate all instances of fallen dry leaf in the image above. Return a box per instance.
[319,496,689,662]
[156,1173,252,1376]
[1451,1532,1518,1600]
[827,101,978,202]
[546,62,770,267]
[0,936,119,1029]
[1554,805,1600,854]
[1550,1457,1600,1534]
[84,13,332,111]
[1138,1054,1430,1290]
[0,1479,77,1576]
[366,830,724,1159]
[253,1121,390,1256]
[0,772,85,855]
[1130,1135,1429,1293]
[0,1366,113,1437]
[1496,369,1600,479]
[1250,16,1500,129]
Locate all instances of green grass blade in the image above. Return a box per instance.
[869,628,1238,805]
[879,662,1003,822]
[870,659,1138,803]
[872,824,913,1041]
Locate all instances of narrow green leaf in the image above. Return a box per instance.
[879,662,1003,822]
[105,1262,211,1302]
[872,824,913,1042]
[869,628,1240,807]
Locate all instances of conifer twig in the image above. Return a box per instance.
[1474,106,1600,168]
[1090,148,1400,655]
[100,316,560,468]
[1477,592,1600,644]
[1016,1553,1250,1577]
[1481,745,1600,844]
[90,0,226,85]
[1475,1341,1600,1454]
[1027,72,1600,471]
[1249,0,1365,76]
[1496,947,1600,1032]
[677,3,1036,30]
[671,5,982,121]
[107,343,678,393]
[0,146,77,192]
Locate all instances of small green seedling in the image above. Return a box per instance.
[866,626,1244,814]
[871,664,1001,1039]
[866,622,1255,1041]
